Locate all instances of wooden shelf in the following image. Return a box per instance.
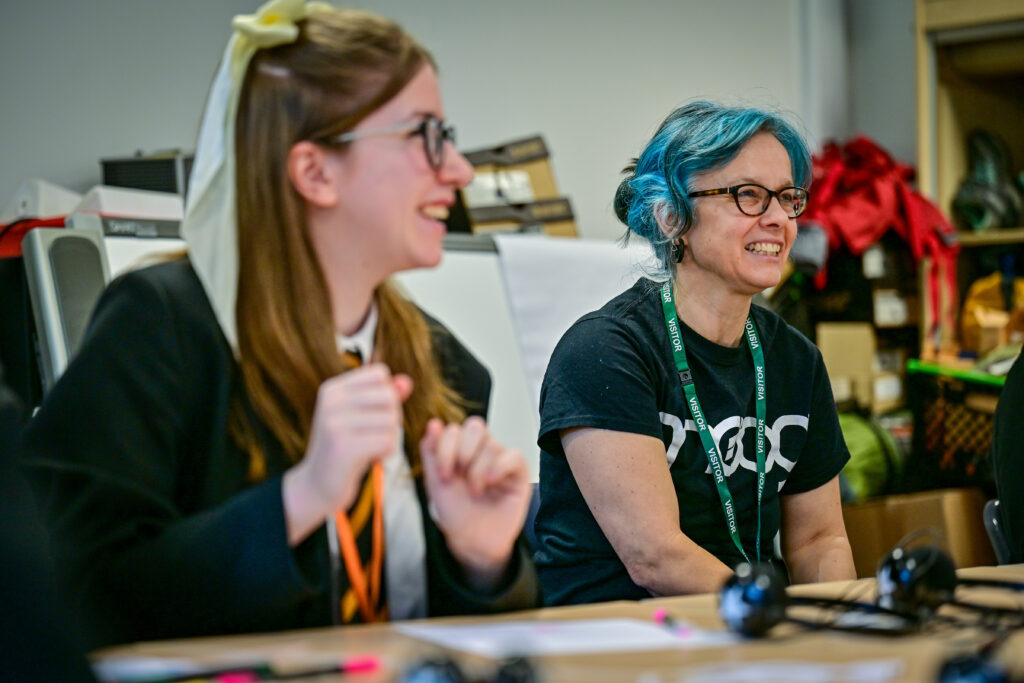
[946,35,1024,77]
[916,0,1024,351]
[906,358,1007,386]
[956,227,1024,246]
[921,0,1024,33]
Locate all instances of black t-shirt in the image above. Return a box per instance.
[535,278,849,605]
[993,351,1024,563]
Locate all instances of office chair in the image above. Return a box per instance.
[983,499,1011,566]
[21,227,110,393]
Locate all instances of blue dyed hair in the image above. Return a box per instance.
[614,100,811,280]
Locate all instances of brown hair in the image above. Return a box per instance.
[231,9,464,480]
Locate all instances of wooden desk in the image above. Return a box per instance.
[95,565,1024,682]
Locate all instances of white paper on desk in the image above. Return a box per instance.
[493,234,658,412]
[396,617,735,658]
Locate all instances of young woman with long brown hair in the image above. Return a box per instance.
[22,0,537,649]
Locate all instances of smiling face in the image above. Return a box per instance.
[679,131,797,297]
[308,64,473,287]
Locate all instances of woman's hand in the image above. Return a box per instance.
[420,416,530,592]
[283,364,413,546]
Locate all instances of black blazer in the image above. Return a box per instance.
[2,371,96,680]
[21,259,536,649]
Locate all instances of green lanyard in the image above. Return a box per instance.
[659,282,766,564]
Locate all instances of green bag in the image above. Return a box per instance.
[839,413,902,501]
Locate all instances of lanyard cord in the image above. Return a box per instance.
[333,461,385,623]
[659,282,766,564]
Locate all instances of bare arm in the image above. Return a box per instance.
[780,476,856,584]
[563,427,733,596]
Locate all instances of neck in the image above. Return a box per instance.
[331,285,375,337]
[307,207,387,337]
[316,243,378,337]
[671,270,751,348]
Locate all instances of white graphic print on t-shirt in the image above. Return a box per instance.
[659,411,809,489]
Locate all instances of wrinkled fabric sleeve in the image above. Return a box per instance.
[780,347,851,495]
[425,518,538,615]
[424,317,539,612]
[21,270,315,648]
[538,316,662,457]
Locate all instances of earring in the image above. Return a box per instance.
[670,239,684,263]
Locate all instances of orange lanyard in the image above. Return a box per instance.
[333,461,385,623]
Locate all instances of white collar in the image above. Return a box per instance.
[334,300,378,362]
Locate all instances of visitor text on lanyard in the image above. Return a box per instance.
[659,281,766,564]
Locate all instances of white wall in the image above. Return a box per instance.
[846,0,918,165]
[356,0,822,240]
[395,248,540,479]
[0,1,255,205]
[799,0,851,154]
[1,0,852,240]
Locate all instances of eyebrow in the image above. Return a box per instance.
[731,177,796,188]
[410,109,443,120]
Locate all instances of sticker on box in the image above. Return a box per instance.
[463,170,535,207]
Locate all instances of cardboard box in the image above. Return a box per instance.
[466,197,577,237]
[974,307,1010,356]
[462,135,560,206]
[841,488,995,578]
[817,323,876,410]
[817,322,905,415]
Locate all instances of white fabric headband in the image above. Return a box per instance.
[181,0,332,353]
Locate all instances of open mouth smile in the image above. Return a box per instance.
[420,205,449,221]
[745,242,782,256]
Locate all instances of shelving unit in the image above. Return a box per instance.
[916,1,1024,209]
[956,227,1024,247]
[915,0,1024,349]
[902,1,1024,492]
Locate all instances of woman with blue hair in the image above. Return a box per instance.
[534,100,856,604]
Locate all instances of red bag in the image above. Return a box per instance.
[0,217,66,258]
[802,136,959,351]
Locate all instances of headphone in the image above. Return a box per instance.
[720,546,1024,639]
[937,651,1013,683]
[717,563,789,637]
[400,656,539,683]
[875,545,958,619]
[877,545,1024,629]
[717,562,916,638]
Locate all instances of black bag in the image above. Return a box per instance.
[952,129,1024,232]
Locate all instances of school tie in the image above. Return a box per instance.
[335,348,387,623]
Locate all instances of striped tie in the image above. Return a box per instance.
[336,348,387,623]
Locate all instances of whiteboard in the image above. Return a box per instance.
[396,242,540,481]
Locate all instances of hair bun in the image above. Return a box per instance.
[614,160,639,225]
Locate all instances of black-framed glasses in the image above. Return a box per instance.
[325,115,455,171]
[688,183,809,219]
